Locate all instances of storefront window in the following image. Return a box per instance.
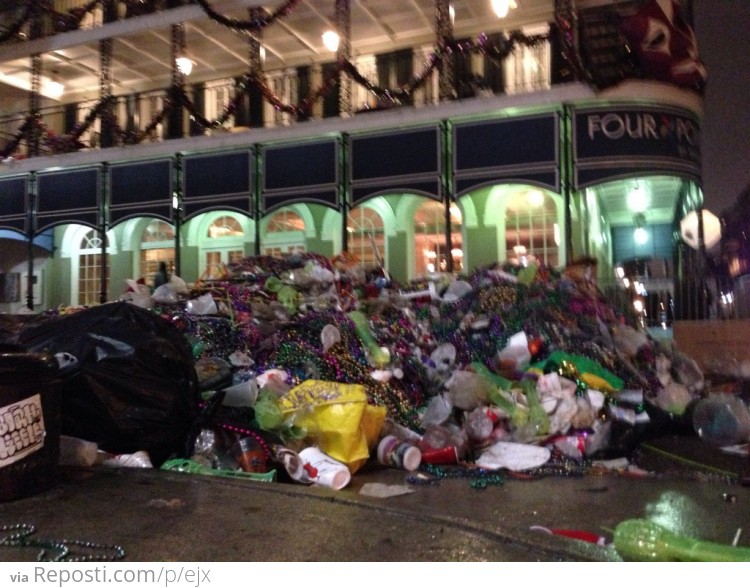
[78,229,109,306]
[505,189,559,267]
[414,200,463,276]
[140,220,175,286]
[347,206,385,270]
[203,215,245,279]
[263,209,306,255]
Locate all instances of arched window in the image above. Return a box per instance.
[263,209,306,256]
[208,215,243,239]
[203,215,245,280]
[140,220,175,286]
[505,188,559,267]
[414,200,463,276]
[78,229,109,306]
[347,206,385,270]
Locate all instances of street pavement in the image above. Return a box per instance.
[0,435,748,562]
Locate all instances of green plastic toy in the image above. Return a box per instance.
[161,458,277,483]
[521,378,550,436]
[614,518,750,562]
[348,310,390,368]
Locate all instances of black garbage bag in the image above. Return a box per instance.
[4,302,200,467]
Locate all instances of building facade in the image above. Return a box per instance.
[0,1,708,323]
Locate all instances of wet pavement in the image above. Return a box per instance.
[0,435,748,562]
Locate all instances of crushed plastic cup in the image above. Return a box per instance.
[298,447,351,490]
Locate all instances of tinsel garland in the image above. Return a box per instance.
[341,54,441,103]
[114,90,175,145]
[0,119,32,159]
[244,69,340,117]
[453,31,551,66]
[41,95,115,152]
[0,3,584,157]
[194,0,303,33]
[173,86,238,131]
[1,96,115,157]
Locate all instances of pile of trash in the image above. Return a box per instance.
[12,252,746,488]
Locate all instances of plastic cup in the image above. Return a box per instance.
[230,437,268,473]
[298,447,351,490]
[421,445,459,465]
[377,435,422,471]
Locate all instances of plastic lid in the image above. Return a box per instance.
[401,445,422,471]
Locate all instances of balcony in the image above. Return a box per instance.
[1,0,637,161]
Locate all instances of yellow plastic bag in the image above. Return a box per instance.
[279,380,386,473]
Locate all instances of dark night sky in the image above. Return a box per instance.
[693,0,750,215]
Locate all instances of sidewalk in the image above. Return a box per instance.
[0,435,748,562]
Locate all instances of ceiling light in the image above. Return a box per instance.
[322,31,340,52]
[491,0,517,18]
[0,72,65,100]
[528,189,544,207]
[176,55,193,76]
[634,227,649,245]
[628,183,648,213]
[41,78,64,100]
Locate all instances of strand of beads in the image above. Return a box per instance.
[415,463,505,489]
[323,342,421,430]
[216,422,274,463]
[520,455,594,479]
[0,523,125,562]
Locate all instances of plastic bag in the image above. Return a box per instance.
[152,284,178,304]
[186,293,218,315]
[279,380,386,472]
[9,302,201,466]
[123,279,152,309]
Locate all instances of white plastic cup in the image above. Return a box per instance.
[377,435,422,471]
[298,447,351,490]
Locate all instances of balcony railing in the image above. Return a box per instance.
[0,33,555,159]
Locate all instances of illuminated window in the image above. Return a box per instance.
[263,209,306,255]
[414,200,462,276]
[505,189,559,267]
[78,229,109,306]
[208,215,243,239]
[267,210,305,233]
[203,215,245,280]
[347,206,385,270]
[140,220,175,287]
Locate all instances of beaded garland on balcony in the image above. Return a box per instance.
[0,0,551,158]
